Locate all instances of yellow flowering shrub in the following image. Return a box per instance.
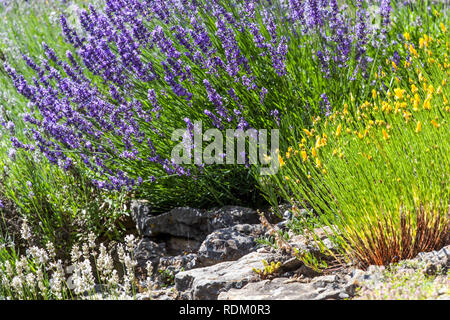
[263,28,449,270]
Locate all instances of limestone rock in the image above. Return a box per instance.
[207,206,260,230]
[134,238,166,270]
[175,252,275,300]
[218,274,354,300]
[132,205,260,241]
[130,200,152,237]
[197,224,265,266]
[137,207,210,240]
[158,253,199,275]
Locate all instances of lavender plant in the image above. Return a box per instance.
[2,0,393,211]
[0,0,130,250]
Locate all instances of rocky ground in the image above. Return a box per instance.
[128,202,449,300]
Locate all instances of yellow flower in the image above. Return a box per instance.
[278,154,285,167]
[413,94,420,111]
[409,44,418,57]
[301,150,308,162]
[441,23,447,33]
[372,89,377,99]
[303,128,313,137]
[431,120,440,129]
[315,136,321,149]
[411,84,418,93]
[343,103,349,115]
[394,88,405,100]
[418,73,425,83]
[403,111,412,122]
[403,32,411,41]
[423,99,431,110]
[285,152,291,159]
[392,61,397,70]
[315,158,322,168]
[415,121,422,133]
[335,124,342,137]
[285,176,290,181]
[311,147,317,158]
[382,129,389,140]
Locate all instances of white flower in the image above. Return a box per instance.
[45,242,56,260]
[73,259,95,296]
[20,219,32,241]
[25,273,36,288]
[70,245,81,264]
[82,243,90,261]
[97,244,114,282]
[124,235,136,253]
[88,232,97,249]
[117,244,125,264]
[50,260,65,299]
[28,246,49,265]
[107,270,119,288]
[11,276,23,292]
[36,268,46,292]
[4,261,14,277]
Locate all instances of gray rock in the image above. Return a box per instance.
[134,238,166,270]
[158,253,199,274]
[132,206,260,241]
[197,224,265,266]
[136,288,178,300]
[279,257,303,272]
[131,200,152,236]
[415,245,449,269]
[276,220,289,230]
[165,237,202,255]
[138,207,210,240]
[218,274,353,300]
[175,252,275,300]
[207,206,260,230]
